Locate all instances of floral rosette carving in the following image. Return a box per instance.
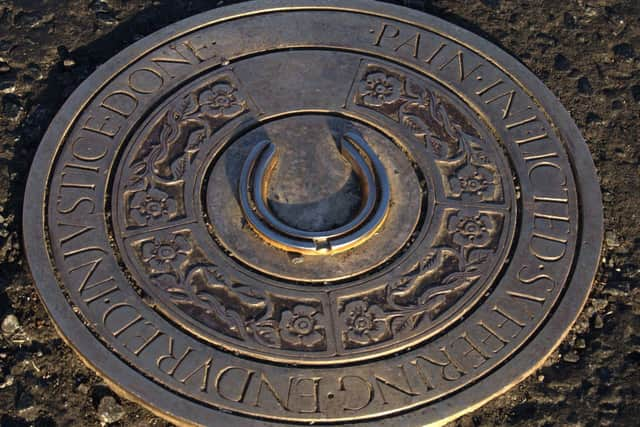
[358,71,403,107]
[132,229,327,351]
[277,304,326,350]
[355,64,503,203]
[128,186,179,226]
[244,295,328,351]
[341,300,387,346]
[339,208,504,349]
[123,76,248,229]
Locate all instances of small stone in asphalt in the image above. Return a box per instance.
[563,352,580,363]
[1,314,20,336]
[97,396,125,425]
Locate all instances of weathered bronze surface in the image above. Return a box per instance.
[23,1,603,425]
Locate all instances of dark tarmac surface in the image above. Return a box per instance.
[0,0,638,425]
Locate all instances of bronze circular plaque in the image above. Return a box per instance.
[23,1,603,425]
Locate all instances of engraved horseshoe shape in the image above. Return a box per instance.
[239,131,390,254]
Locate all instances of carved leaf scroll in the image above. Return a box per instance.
[132,229,328,351]
[123,77,249,229]
[338,208,504,349]
[355,63,504,203]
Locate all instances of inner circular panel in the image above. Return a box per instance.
[205,113,423,282]
[106,46,518,367]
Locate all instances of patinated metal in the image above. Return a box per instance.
[23,1,603,425]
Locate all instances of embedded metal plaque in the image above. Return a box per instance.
[23,1,603,426]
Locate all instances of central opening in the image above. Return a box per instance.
[260,115,364,232]
[205,109,424,281]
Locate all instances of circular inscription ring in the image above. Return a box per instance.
[24,1,603,426]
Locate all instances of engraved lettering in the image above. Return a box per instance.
[60,172,96,190]
[475,321,510,353]
[62,245,106,259]
[517,265,556,291]
[492,302,527,328]
[475,78,503,96]
[156,336,194,377]
[182,38,217,62]
[215,366,255,403]
[515,132,549,145]
[66,256,115,295]
[82,285,119,304]
[287,377,321,413]
[57,221,95,245]
[179,357,213,392]
[424,42,447,64]
[372,22,399,46]
[408,358,437,391]
[132,328,163,356]
[414,348,467,382]
[530,231,568,262]
[438,51,483,82]
[71,136,109,162]
[82,115,120,138]
[56,196,95,215]
[528,160,567,186]
[100,91,139,118]
[458,332,491,367]
[128,67,164,94]
[394,32,421,58]
[534,194,569,203]
[374,364,420,404]
[507,290,546,303]
[523,151,559,162]
[339,375,374,411]
[253,373,289,410]
[506,115,538,129]
[485,89,515,119]
[64,162,100,173]
[151,48,194,78]
[112,314,144,337]
[102,302,144,337]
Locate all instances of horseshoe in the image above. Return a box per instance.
[238,131,390,255]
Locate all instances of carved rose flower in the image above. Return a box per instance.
[198,82,244,117]
[359,72,402,107]
[141,234,191,274]
[343,301,386,346]
[457,168,492,195]
[130,187,177,226]
[279,305,324,348]
[451,214,491,247]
